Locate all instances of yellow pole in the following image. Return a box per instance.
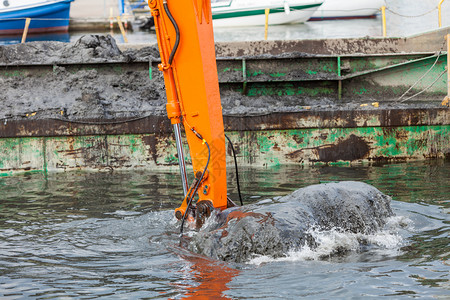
[264,9,270,40]
[109,7,114,29]
[21,18,31,43]
[447,34,449,99]
[381,6,387,37]
[116,16,128,43]
[444,34,450,106]
[438,0,445,28]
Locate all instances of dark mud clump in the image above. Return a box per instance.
[187,181,394,263]
[0,63,166,120]
[0,34,159,65]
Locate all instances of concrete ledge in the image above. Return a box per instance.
[0,108,448,138]
[69,18,134,32]
[116,26,450,56]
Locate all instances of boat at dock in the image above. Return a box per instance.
[310,0,384,20]
[212,0,324,27]
[0,0,73,35]
[134,0,324,30]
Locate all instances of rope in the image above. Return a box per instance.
[397,52,443,101]
[400,70,446,102]
[384,6,438,18]
[48,114,152,125]
[0,111,154,125]
[279,5,439,19]
[397,39,447,102]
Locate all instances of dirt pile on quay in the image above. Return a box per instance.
[1,35,330,121]
[0,35,160,64]
[0,35,166,120]
[0,35,438,121]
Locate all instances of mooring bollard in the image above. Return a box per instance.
[21,18,31,43]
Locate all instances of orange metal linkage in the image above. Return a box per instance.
[148,0,228,216]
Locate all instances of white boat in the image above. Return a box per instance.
[310,0,384,20]
[212,0,324,27]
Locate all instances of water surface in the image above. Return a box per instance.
[0,160,449,299]
[1,0,449,45]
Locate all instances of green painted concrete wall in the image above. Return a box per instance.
[0,125,448,176]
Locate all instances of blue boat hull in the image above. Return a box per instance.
[0,1,73,35]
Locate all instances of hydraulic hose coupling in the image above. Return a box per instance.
[158,63,169,71]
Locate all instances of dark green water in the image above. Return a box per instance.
[0,160,449,299]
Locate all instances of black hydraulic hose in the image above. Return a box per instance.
[163,1,180,65]
[180,141,211,235]
[225,134,243,206]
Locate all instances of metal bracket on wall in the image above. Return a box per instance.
[337,56,342,100]
[242,58,248,95]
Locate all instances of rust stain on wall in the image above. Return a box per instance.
[315,135,371,162]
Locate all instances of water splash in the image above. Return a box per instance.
[249,215,408,265]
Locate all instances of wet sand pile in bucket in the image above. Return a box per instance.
[187,181,396,263]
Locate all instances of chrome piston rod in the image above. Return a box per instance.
[173,123,188,196]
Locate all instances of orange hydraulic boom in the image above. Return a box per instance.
[148,0,229,227]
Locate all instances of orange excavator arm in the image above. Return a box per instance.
[148,0,228,224]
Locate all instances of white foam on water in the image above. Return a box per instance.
[384,215,414,231]
[249,216,408,266]
[105,210,142,216]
